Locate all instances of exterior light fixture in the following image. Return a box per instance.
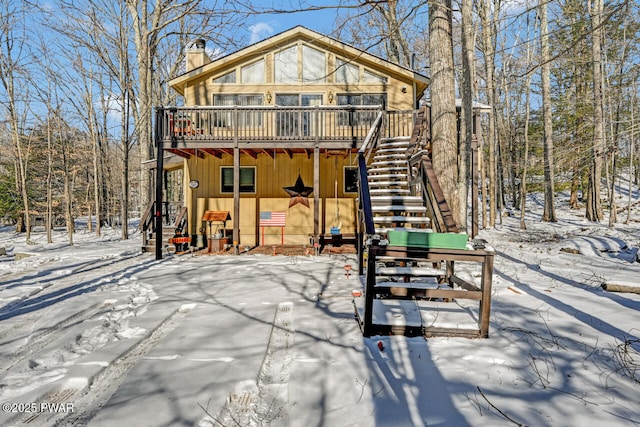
[328,91,334,103]
[266,91,272,103]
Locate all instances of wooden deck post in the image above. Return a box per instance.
[363,244,378,337]
[479,252,494,337]
[233,147,240,255]
[313,145,320,244]
[155,108,165,261]
[233,106,240,255]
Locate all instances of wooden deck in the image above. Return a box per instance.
[155,106,416,157]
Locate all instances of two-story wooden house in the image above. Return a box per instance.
[150,26,429,254]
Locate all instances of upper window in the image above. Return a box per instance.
[337,93,386,126]
[337,93,386,107]
[213,94,264,106]
[335,58,359,84]
[221,166,256,193]
[274,46,298,83]
[213,70,236,84]
[241,60,265,83]
[302,46,325,82]
[363,69,387,84]
[275,44,326,83]
[213,94,264,127]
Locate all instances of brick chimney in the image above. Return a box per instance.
[186,39,211,71]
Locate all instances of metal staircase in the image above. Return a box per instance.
[355,107,495,339]
[140,202,189,254]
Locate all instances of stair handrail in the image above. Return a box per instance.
[357,110,385,235]
[139,200,156,250]
[357,110,385,336]
[174,206,188,235]
[406,106,430,158]
[406,105,458,233]
[139,201,155,233]
[410,153,459,233]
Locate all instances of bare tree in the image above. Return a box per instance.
[519,5,538,231]
[479,0,498,227]
[586,0,605,221]
[334,0,426,69]
[0,0,33,241]
[124,0,203,209]
[540,0,557,222]
[31,37,62,243]
[458,0,476,232]
[628,75,637,224]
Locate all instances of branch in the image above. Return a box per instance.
[476,386,528,426]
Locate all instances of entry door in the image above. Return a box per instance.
[301,94,322,137]
[275,94,323,137]
[275,94,299,137]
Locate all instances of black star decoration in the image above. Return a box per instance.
[283,175,313,208]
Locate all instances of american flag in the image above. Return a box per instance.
[259,211,286,227]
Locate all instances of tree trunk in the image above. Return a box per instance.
[602,283,640,294]
[125,0,156,214]
[569,153,581,209]
[375,0,411,66]
[480,0,497,227]
[46,115,54,243]
[628,81,636,224]
[586,0,605,222]
[520,55,535,230]
[0,1,31,242]
[429,0,460,229]
[540,0,557,222]
[459,0,475,233]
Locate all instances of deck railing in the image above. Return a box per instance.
[156,105,415,144]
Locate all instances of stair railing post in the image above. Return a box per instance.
[155,107,166,260]
[363,243,378,337]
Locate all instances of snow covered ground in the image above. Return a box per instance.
[1,192,639,426]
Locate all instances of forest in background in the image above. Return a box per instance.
[0,0,638,244]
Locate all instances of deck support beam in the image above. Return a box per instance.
[313,145,320,243]
[233,107,240,255]
[155,108,165,260]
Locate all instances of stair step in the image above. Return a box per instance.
[371,197,423,207]
[373,216,431,223]
[375,266,446,277]
[372,157,405,164]
[375,148,408,155]
[371,160,407,167]
[373,153,406,160]
[368,181,410,188]
[369,189,411,195]
[368,173,408,180]
[374,227,429,234]
[371,205,427,213]
[378,143,410,151]
[379,138,411,145]
[368,166,407,172]
[375,279,448,290]
[372,280,454,299]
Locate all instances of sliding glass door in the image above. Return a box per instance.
[275,94,323,137]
